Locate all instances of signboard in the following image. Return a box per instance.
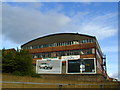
[42,57,59,60]
[61,55,80,60]
[67,58,96,74]
[36,59,62,74]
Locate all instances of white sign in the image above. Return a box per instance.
[61,55,80,60]
[42,57,59,60]
[36,59,62,74]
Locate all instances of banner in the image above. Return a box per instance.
[36,59,62,74]
[67,58,96,74]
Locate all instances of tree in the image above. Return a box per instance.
[2,50,16,73]
[2,49,34,76]
[14,50,33,76]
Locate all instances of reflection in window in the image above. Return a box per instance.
[32,48,94,58]
[23,39,94,49]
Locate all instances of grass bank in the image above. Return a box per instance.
[2,73,120,88]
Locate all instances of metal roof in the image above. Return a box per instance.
[21,33,96,48]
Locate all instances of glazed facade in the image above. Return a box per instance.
[21,33,107,77]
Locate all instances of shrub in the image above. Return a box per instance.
[31,71,40,78]
[2,49,35,77]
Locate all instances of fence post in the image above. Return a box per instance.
[100,84,104,89]
[58,85,62,90]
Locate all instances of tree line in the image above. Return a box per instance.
[2,49,39,77]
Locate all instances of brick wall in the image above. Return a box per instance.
[41,74,107,82]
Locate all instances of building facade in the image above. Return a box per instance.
[21,33,107,78]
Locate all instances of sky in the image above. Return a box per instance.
[1,1,119,80]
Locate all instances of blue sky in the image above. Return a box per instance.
[2,2,119,80]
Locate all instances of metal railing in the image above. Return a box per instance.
[1,81,120,89]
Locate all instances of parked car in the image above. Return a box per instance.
[39,63,53,70]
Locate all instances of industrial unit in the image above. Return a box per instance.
[21,33,107,79]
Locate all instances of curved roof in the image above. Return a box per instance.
[21,33,96,48]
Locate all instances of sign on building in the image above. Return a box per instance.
[61,55,80,60]
[36,59,62,74]
[66,58,96,74]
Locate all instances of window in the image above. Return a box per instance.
[34,55,37,58]
[92,48,95,54]
[84,40,87,43]
[88,49,92,54]
[87,39,90,43]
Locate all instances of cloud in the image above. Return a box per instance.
[2,3,71,44]
[65,12,117,40]
[2,3,117,46]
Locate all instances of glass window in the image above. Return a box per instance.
[75,50,79,55]
[81,40,84,43]
[88,49,92,54]
[43,44,45,48]
[38,45,41,48]
[61,42,63,46]
[30,46,32,49]
[34,55,37,58]
[66,42,68,46]
[45,44,47,48]
[69,41,71,45]
[63,42,66,46]
[83,40,85,43]
[57,43,59,46]
[50,44,52,47]
[90,39,93,43]
[55,43,57,46]
[41,45,43,48]
[87,39,90,43]
[92,48,95,54]
[43,45,45,48]
[72,41,74,45]
[84,40,87,43]
[59,43,61,46]
[60,51,65,56]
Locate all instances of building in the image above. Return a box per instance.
[21,33,108,80]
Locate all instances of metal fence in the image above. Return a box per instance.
[1,81,120,89]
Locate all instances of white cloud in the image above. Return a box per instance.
[2,3,117,46]
[64,12,117,40]
[2,3,71,44]
[80,25,117,40]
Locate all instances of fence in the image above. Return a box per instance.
[1,81,120,89]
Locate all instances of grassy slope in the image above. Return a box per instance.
[2,73,120,88]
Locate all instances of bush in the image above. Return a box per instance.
[2,49,35,77]
[12,71,23,76]
[31,72,40,78]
